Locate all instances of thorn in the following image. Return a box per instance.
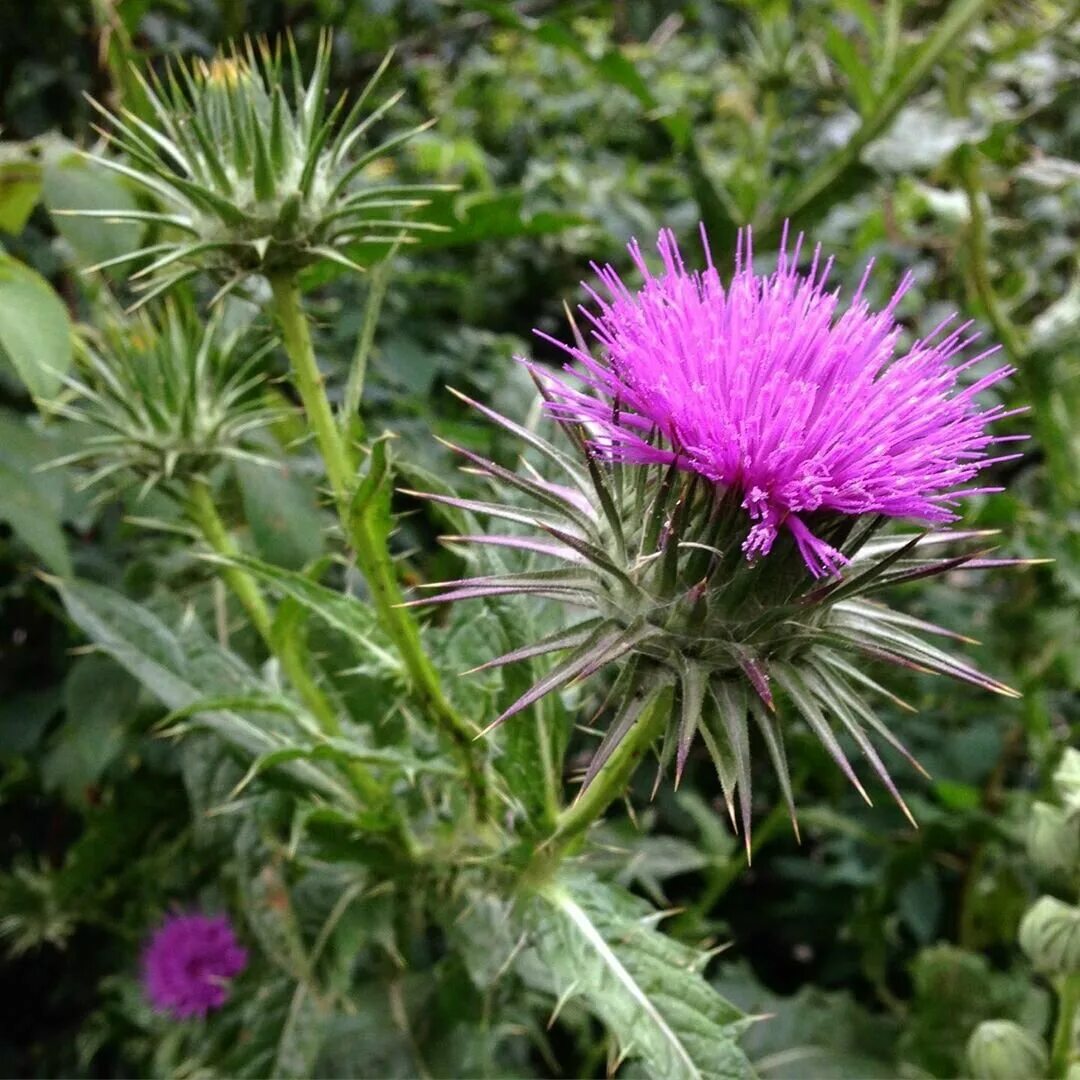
[897,797,919,830]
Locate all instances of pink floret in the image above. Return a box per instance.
[533,225,1021,576]
[141,911,247,1020]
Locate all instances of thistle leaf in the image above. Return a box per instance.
[520,873,753,1080]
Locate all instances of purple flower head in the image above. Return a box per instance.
[142,911,247,1020]
[535,226,1022,576]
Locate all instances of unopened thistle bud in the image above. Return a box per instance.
[966,1020,1048,1080]
[66,32,450,304]
[1019,896,1080,977]
[1026,802,1080,884]
[410,226,1032,841]
[44,301,281,499]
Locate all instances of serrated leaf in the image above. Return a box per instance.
[520,873,753,1080]
[209,553,398,673]
[56,578,357,807]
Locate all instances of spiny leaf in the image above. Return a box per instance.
[520,873,753,1080]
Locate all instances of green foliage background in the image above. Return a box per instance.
[0,1,1077,1076]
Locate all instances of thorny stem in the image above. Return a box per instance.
[185,476,345,739]
[185,479,343,734]
[187,476,274,643]
[780,0,993,226]
[269,276,356,507]
[1051,972,1080,1078]
[530,685,672,875]
[267,274,489,816]
[954,144,1080,509]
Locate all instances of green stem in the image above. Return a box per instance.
[269,276,356,506]
[339,245,399,438]
[955,145,1078,508]
[268,274,488,814]
[1051,973,1080,1078]
[186,476,344,739]
[780,0,992,226]
[534,685,672,873]
[187,477,274,643]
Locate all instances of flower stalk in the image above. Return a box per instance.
[546,683,672,859]
[1050,972,1080,1078]
[186,476,275,642]
[186,475,347,741]
[267,274,489,814]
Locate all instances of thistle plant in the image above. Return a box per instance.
[37,24,1052,1079]
[70,35,483,804]
[46,302,279,501]
[69,31,448,304]
[414,226,1028,848]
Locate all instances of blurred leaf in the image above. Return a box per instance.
[236,460,324,571]
[41,654,137,804]
[0,688,60,756]
[241,859,311,982]
[0,458,70,573]
[715,963,899,1078]
[273,984,331,1080]
[896,865,943,945]
[0,157,42,234]
[0,253,72,398]
[41,144,143,266]
[823,25,875,116]
[780,0,995,228]
[898,944,1050,1077]
[1029,273,1080,352]
[863,103,987,172]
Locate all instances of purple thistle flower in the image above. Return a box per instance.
[142,911,247,1020]
[534,225,1022,576]
[409,225,1038,840]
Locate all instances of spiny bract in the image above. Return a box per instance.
[409,227,1032,846]
[43,301,281,500]
[66,32,450,305]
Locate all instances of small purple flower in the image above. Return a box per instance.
[142,911,247,1020]
[535,226,1023,576]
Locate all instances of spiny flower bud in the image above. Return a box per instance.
[1026,801,1080,883]
[64,32,450,305]
[1019,896,1080,976]
[409,227,1034,843]
[43,301,281,499]
[966,1020,1048,1080]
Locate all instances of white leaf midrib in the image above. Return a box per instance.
[542,884,701,1080]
